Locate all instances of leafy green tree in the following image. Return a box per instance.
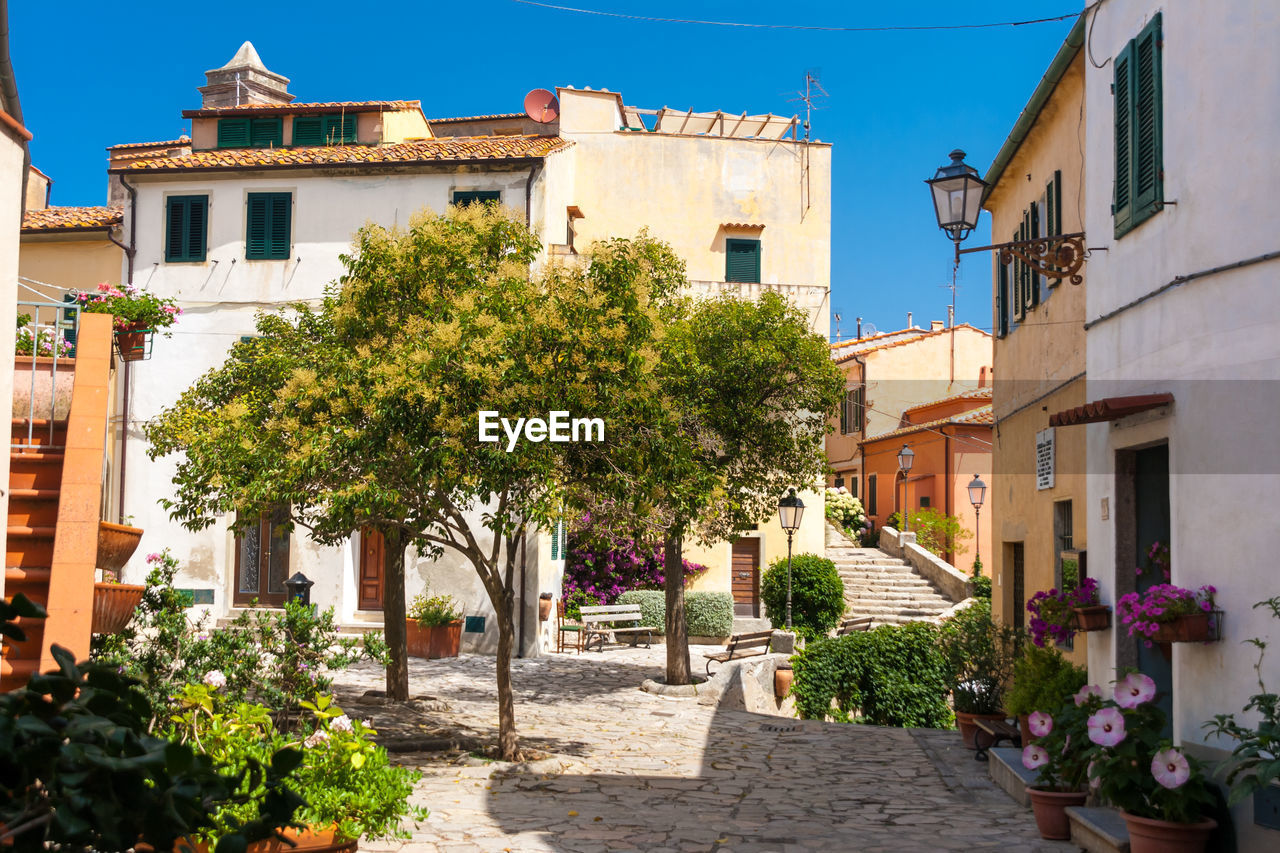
[147,206,683,760]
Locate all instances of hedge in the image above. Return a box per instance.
[790,622,953,728]
[616,590,734,637]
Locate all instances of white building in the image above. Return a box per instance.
[1071,3,1280,843]
[105,44,833,652]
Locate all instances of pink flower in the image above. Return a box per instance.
[1074,684,1104,706]
[202,670,227,689]
[96,282,111,292]
[303,729,329,748]
[1151,748,1191,789]
[1088,707,1127,747]
[146,552,162,563]
[1022,744,1049,770]
[1115,672,1157,708]
[1028,711,1053,738]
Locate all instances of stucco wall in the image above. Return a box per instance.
[19,237,122,295]
[1082,3,1280,845]
[0,124,25,599]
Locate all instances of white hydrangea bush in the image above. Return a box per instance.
[824,486,866,533]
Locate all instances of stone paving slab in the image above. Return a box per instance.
[330,646,1073,852]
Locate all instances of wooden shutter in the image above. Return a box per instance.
[1053,170,1063,235]
[218,118,250,148]
[996,260,1009,337]
[1113,41,1134,236]
[268,193,291,258]
[324,114,356,144]
[452,190,502,206]
[187,197,207,260]
[839,391,848,434]
[1029,202,1043,302]
[249,117,283,148]
[292,116,323,146]
[246,193,291,260]
[246,194,268,258]
[852,387,864,430]
[165,195,207,262]
[725,239,761,283]
[1131,15,1163,225]
[867,474,878,516]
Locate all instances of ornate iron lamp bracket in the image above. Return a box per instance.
[957,232,1087,285]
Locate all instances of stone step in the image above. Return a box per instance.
[845,604,951,618]
[845,596,952,609]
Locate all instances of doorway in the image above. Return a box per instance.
[1130,444,1173,732]
[233,507,290,607]
[358,528,385,611]
[730,537,761,618]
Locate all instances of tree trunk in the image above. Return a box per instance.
[494,584,520,761]
[382,526,409,701]
[664,529,691,685]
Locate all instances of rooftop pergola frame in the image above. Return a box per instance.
[620,106,800,140]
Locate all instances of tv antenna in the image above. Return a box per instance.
[833,312,843,342]
[788,70,828,219]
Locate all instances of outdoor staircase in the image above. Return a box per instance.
[826,523,958,626]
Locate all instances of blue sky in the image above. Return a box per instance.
[10,1,1079,337]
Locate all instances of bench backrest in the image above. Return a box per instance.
[727,630,774,652]
[580,604,644,626]
[837,616,874,635]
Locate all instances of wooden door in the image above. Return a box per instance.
[233,508,289,607]
[730,538,761,618]
[358,527,385,611]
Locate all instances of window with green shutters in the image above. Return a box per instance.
[165,195,208,262]
[292,114,357,146]
[245,193,292,260]
[217,119,250,148]
[217,117,283,149]
[1114,13,1163,238]
[451,190,502,207]
[725,238,761,283]
[996,261,1009,337]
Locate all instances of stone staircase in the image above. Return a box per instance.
[826,523,959,626]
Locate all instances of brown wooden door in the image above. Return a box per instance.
[358,528,385,611]
[233,508,290,607]
[731,538,761,618]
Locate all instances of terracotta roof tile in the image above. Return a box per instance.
[110,135,572,173]
[903,386,993,414]
[862,404,994,444]
[109,137,191,150]
[427,113,526,123]
[183,101,420,118]
[22,206,123,232]
[832,323,989,363]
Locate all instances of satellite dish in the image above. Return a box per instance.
[524,89,560,124]
[861,323,878,338]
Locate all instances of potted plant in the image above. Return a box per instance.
[170,685,426,851]
[1020,688,1098,839]
[1083,672,1217,852]
[1202,596,1280,812]
[406,592,463,659]
[1116,583,1218,646]
[938,600,1023,748]
[1027,577,1108,647]
[72,282,183,362]
[1006,644,1088,745]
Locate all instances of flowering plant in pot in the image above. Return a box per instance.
[1005,644,1087,745]
[74,282,183,333]
[1027,578,1106,647]
[1116,583,1217,646]
[1019,684,1101,839]
[1082,672,1217,852]
[406,593,463,659]
[938,600,1023,747]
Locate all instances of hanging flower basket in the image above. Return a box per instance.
[1071,604,1112,632]
[115,322,154,362]
[92,582,146,634]
[1152,612,1218,644]
[96,520,144,573]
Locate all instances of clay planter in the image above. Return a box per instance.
[406,619,462,659]
[1152,613,1213,643]
[538,594,553,622]
[774,666,794,698]
[96,521,144,573]
[1071,604,1111,632]
[142,824,357,853]
[955,710,1007,750]
[92,583,146,634]
[1121,812,1217,853]
[115,322,152,362]
[1027,787,1088,840]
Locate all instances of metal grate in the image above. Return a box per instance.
[760,723,799,733]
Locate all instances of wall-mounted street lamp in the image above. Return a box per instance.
[777,488,805,631]
[897,444,914,533]
[926,149,1087,285]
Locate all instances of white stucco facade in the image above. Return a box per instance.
[1081,2,1280,842]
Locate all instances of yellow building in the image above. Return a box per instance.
[982,16,1088,662]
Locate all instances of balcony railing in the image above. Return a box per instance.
[15,287,82,450]
[688,280,828,309]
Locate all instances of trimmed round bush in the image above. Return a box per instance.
[615,590,735,637]
[760,553,844,640]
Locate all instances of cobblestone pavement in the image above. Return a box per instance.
[331,646,1073,853]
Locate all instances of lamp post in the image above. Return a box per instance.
[967,474,987,570]
[777,488,805,631]
[897,444,914,532]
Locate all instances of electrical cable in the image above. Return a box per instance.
[511,1,1082,32]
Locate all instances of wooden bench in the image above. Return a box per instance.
[836,616,874,636]
[973,718,1022,761]
[579,604,657,652]
[704,630,774,676]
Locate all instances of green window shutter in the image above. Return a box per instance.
[246,193,291,260]
[165,195,208,262]
[725,238,761,283]
[839,391,849,434]
[292,116,323,146]
[218,118,250,148]
[996,260,1008,337]
[323,114,357,144]
[1113,41,1135,237]
[1130,14,1163,228]
[1053,170,1063,235]
[852,387,864,430]
[451,190,502,207]
[1029,203,1042,304]
[249,117,283,148]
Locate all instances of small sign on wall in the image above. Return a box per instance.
[1036,428,1056,490]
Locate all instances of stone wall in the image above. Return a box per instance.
[878,526,972,604]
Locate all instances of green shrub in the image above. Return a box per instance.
[791,622,952,728]
[562,587,600,620]
[971,574,992,600]
[616,590,735,637]
[907,507,971,557]
[760,553,844,641]
[408,592,461,627]
[1004,644,1087,718]
[937,599,1024,714]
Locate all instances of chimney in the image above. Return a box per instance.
[856,316,862,338]
[931,320,944,331]
[907,312,913,328]
[198,42,294,109]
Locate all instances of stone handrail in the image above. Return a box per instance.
[877,526,972,604]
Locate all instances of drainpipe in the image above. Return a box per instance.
[943,428,952,564]
[524,161,543,228]
[109,175,137,524]
[105,175,136,285]
[0,0,30,211]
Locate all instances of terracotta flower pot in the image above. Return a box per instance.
[774,667,794,698]
[115,322,152,362]
[1071,604,1111,632]
[1121,811,1217,853]
[538,595,553,622]
[143,824,357,853]
[96,521,144,573]
[1152,613,1213,643]
[405,619,430,658]
[955,710,1007,750]
[1027,787,1088,840]
[427,620,463,659]
[92,582,146,634]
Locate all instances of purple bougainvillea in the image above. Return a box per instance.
[561,524,707,616]
[1026,577,1102,647]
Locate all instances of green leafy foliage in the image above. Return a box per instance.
[1027,695,1095,792]
[938,600,1024,714]
[617,590,734,637]
[1005,644,1087,718]
[0,596,302,853]
[791,623,952,728]
[971,574,992,600]
[407,593,461,627]
[760,553,845,641]
[906,507,971,558]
